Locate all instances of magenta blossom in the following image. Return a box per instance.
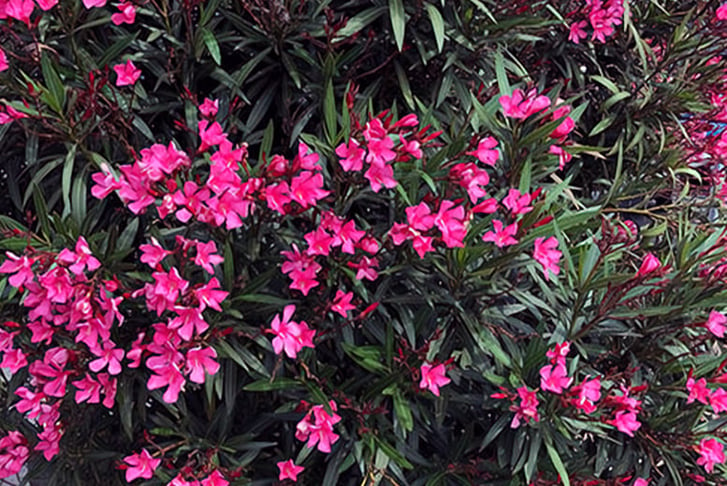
[419,363,451,396]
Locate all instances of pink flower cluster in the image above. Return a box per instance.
[0,237,123,465]
[281,210,380,295]
[122,448,229,486]
[335,113,432,192]
[0,0,135,27]
[568,0,625,44]
[295,400,341,453]
[390,200,468,257]
[499,89,575,170]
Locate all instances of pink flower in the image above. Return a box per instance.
[331,290,355,318]
[718,3,727,21]
[89,340,125,375]
[122,448,160,482]
[347,256,379,281]
[277,459,304,482]
[502,188,533,216]
[709,388,727,413]
[185,346,220,384]
[633,479,649,486]
[194,240,224,274]
[697,438,725,473]
[467,136,498,166]
[199,98,219,117]
[533,236,562,280]
[113,59,141,87]
[139,238,172,268]
[482,220,518,248]
[194,277,228,312]
[0,251,36,288]
[706,311,726,338]
[434,200,467,248]
[0,48,8,72]
[35,0,58,11]
[419,363,451,396]
[571,376,601,414]
[499,89,551,119]
[5,0,34,26]
[549,144,572,169]
[82,0,105,7]
[335,139,365,172]
[637,252,661,277]
[146,354,186,403]
[201,470,228,486]
[569,20,588,43]
[269,305,316,359]
[57,236,101,275]
[539,363,572,394]
[610,410,641,437]
[0,348,27,374]
[510,386,539,428]
[0,431,29,479]
[111,2,136,25]
[290,171,329,208]
[687,376,710,405]
[295,401,341,453]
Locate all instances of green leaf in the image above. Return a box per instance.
[389,0,406,51]
[201,28,222,65]
[425,4,445,53]
[544,433,570,486]
[392,388,413,432]
[116,217,139,253]
[61,144,78,218]
[243,378,300,392]
[41,53,66,114]
[494,50,511,95]
[323,79,336,144]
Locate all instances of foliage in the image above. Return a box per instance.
[1,1,727,485]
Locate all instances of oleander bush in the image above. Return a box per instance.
[1,1,727,485]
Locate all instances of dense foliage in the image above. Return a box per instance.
[1,0,727,485]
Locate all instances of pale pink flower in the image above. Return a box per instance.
[419,363,451,396]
